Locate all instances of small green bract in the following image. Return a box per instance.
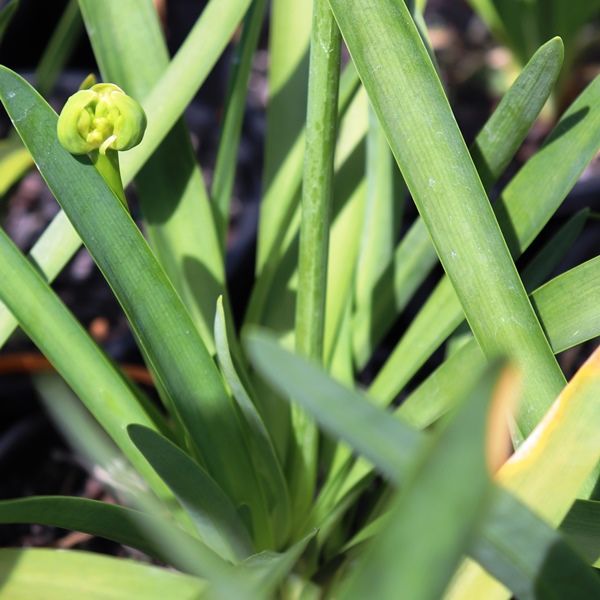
[57,83,146,155]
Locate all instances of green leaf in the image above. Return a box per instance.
[214,297,291,548]
[471,36,564,188]
[0,226,173,502]
[520,208,589,292]
[532,256,600,353]
[128,425,254,563]
[79,0,225,353]
[368,74,600,424]
[560,500,600,568]
[255,0,312,274]
[0,135,32,197]
[0,497,210,565]
[245,331,600,598]
[30,377,256,589]
[454,488,600,600]
[351,36,564,368]
[120,0,253,181]
[341,366,497,600]
[399,232,600,431]
[0,549,207,600]
[432,345,600,599]
[342,12,564,398]
[35,0,83,98]
[0,66,269,542]
[212,0,267,243]
[246,331,423,484]
[353,102,403,361]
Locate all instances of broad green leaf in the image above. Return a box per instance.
[351,34,565,371]
[120,0,252,183]
[246,331,423,484]
[531,256,600,352]
[368,73,600,423]
[471,37,563,189]
[214,297,291,548]
[353,102,403,360]
[246,331,600,597]
[128,425,254,563]
[560,500,600,568]
[255,0,312,274]
[399,228,599,431]
[0,549,207,600]
[0,497,210,565]
[0,67,269,543]
[341,366,498,600]
[448,346,600,599]
[79,0,225,353]
[0,226,173,503]
[342,17,564,390]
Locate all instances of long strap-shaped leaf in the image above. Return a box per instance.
[352,37,564,368]
[370,69,600,412]
[0,227,172,502]
[338,255,600,502]
[128,425,254,562]
[214,298,291,548]
[399,239,600,431]
[0,549,208,600]
[0,0,252,350]
[120,0,252,179]
[246,332,600,598]
[341,365,498,600]
[79,0,225,353]
[328,0,565,432]
[0,66,268,540]
[255,0,312,274]
[0,497,217,567]
[212,0,268,245]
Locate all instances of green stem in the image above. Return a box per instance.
[291,0,341,526]
[91,150,127,208]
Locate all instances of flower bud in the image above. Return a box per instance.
[57,83,146,155]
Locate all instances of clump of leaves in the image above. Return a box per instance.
[0,0,598,598]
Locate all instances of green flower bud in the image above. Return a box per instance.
[57,83,146,155]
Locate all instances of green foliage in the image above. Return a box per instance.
[0,0,598,597]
